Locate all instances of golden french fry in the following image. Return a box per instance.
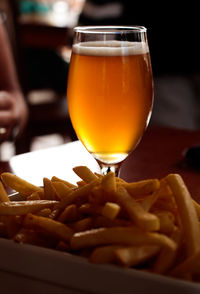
[14,228,50,247]
[27,191,41,201]
[48,208,60,219]
[153,247,177,274]
[140,178,172,212]
[0,181,10,202]
[113,186,160,231]
[36,208,52,217]
[192,199,200,220]
[101,202,120,220]
[101,172,116,193]
[56,240,70,251]
[116,177,126,184]
[170,250,200,278]
[71,217,93,232]
[0,215,22,237]
[166,174,200,256]
[70,226,177,251]
[90,245,123,264]
[57,204,79,223]
[94,172,103,179]
[152,199,177,215]
[152,179,177,215]
[51,176,76,188]
[89,186,107,205]
[122,179,160,198]
[155,178,174,201]
[153,226,181,274]
[57,179,99,209]
[139,192,159,212]
[1,173,43,198]
[76,181,86,187]
[73,166,97,183]
[0,200,58,215]
[115,245,160,267]
[23,213,73,242]
[78,203,103,216]
[43,178,57,200]
[51,181,72,201]
[93,215,131,228]
[154,211,175,235]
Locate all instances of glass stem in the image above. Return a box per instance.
[97,161,122,177]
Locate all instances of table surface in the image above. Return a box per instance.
[2,126,200,201]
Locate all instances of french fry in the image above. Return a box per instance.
[153,226,182,274]
[14,228,50,247]
[51,181,72,201]
[71,226,177,251]
[36,208,52,217]
[122,179,160,198]
[154,211,175,235]
[23,213,73,242]
[166,174,200,256]
[27,191,41,201]
[0,200,58,215]
[115,245,160,267]
[51,176,76,188]
[73,166,97,183]
[43,178,57,200]
[152,199,178,215]
[76,181,86,187]
[101,202,120,220]
[0,181,10,202]
[101,172,116,193]
[192,199,200,220]
[56,240,70,251]
[93,216,131,228]
[170,250,200,278]
[57,204,79,223]
[151,179,177,215]
[89,186,107,205]
[78,203,103,216]
[71,217,93,232]
[90,245,123,264]
[0,215,22,237]
[113,186,160,231]
[94,172,103,179]
[57,179,99,209]
[1,173,43,198]
[140,192,159,212]
[155,178,174,201]
[48,208,60,219]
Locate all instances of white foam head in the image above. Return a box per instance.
[72,41,149,56]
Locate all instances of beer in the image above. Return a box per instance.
[67,41,153,164]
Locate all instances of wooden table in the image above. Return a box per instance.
[2,126,200,201]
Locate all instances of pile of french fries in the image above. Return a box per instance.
[0,166,200,282]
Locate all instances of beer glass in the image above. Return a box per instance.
[67,26,154,175]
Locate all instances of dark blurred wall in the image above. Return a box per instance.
[79,0,200,77]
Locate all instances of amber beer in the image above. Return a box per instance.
[67,41,153,164]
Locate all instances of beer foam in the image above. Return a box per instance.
[72,41,149,56]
